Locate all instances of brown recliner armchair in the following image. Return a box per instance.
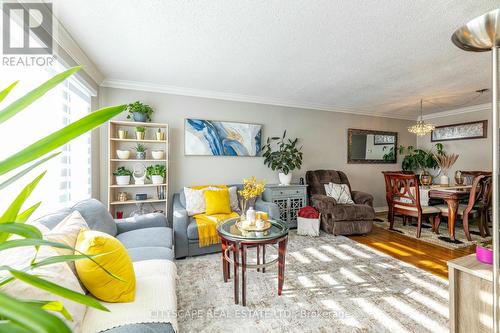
[306,170,374,235]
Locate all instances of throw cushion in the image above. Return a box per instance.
[75,230,136,302]
[204,189,232,215]
[184,185,229,216]
[324,183,354,204]
[228,186,240,212]
[0,226,86,333]
[44,211,89,274]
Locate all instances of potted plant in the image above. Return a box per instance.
[146,164,166,184]
[398,143,444,185]
[262,130,303,185]
[117,128,127,139]
[113,167,132,185]
[126,101,154,122]
[156,128,165,141]
[135,126,146,140]
[134,144,147,160]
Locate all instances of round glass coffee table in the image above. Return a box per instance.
[217,217,289,306]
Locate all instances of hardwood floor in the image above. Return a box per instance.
[348,222,476,279]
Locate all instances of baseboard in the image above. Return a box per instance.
[374,206,388,213]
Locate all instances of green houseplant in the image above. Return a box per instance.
[0,67,126,332]
[134,144,147,160]
[126,101,153,122]
[262,130,303,185]
[146,164,166,184]
[398,143,445,185]
[135,126,145,140]
[113,166,132,185]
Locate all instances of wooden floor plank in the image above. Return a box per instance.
[348,224,476,279]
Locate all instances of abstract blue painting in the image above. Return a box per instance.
[185,119,262,156]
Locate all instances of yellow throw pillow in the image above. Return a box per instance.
[75,230,136,302]
[204,188,232,215]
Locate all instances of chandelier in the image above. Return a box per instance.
[408,99,435,136]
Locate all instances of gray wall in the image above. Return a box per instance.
[417,109,492,178]
[99,87,416,208]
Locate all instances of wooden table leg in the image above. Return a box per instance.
[445,198,459,241]
[278,238,287,296]
[221,239,228,282]
[233,242,239,304]
[241,244,246,306]
[262,245,266,273]
[257,245,260,272]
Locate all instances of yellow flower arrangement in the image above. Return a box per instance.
[239,176,266,212]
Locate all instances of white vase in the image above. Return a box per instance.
[115,175,130,185]
[440,175,449,186]
[246,207,256,223]
[278,172,292,185]
[151,175,164,185]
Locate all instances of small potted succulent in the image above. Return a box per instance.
[156,128,165,141]
[117,128,127,139]
[135,126,146,140]
[146,164,166,184]
[113,166,132,185]
[126,101,154,122]
[134,144,147,160]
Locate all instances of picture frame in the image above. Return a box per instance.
[431,120,487,142]
[374,134,395,145]
[184,118,262,156]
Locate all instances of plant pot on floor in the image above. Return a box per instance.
[151,175,164,185]
[115,175,131,185]
[278,172,292,185]
[132,112,147,122]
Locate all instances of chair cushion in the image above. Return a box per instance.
[435,204,476,216]
[127,247,174,262]
[330,204,374,222]
[394,204,440,214]
[116,227,173,249]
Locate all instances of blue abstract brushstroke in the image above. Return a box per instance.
[186,119,262,156]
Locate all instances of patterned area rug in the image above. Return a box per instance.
[176,231,449,333]
[374,215,491,250]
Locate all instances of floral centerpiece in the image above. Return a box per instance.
[433,153,459,186]
[239,176,265,214]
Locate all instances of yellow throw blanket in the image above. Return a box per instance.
[194,212,239,247]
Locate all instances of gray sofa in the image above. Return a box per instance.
[173,184,280,259]
[35,199,175,333]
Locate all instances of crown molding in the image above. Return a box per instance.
[100,79,415,120]
[421,103,492,120]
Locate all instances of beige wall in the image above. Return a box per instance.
[417,109,492,178]
[99,87,416,208]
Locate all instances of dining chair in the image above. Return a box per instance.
[461,171,492,185]
[434,175,492,241]
[382,171,414,224]
[387,173,440,238]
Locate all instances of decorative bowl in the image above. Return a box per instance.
[152,150,165,160]
[116,150,131,159]
[476,245,492,265]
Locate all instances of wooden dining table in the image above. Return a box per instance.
[428,185,471,241]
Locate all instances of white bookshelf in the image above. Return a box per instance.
[107,120,169,218]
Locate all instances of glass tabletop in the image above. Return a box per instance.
[217,217,288,241]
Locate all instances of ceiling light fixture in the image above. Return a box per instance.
[408,99,435,136]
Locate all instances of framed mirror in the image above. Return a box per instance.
[347,129,398,164]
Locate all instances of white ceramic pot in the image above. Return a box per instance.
[115,175,130,185]
[116,150,131,159]
[152,150,165,160]
[440,175,449,186]
[278,172,292,185]
[151,175,164,185]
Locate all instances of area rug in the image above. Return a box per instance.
[374,215,491,250]
[176,231,449,333]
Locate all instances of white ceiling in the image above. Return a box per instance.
[52,0,498,119]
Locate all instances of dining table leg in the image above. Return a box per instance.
[445,198,459,241]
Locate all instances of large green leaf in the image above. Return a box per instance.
[0,152,60,190]
[0,223,41,241]
[23,300,72,321]
[33,253,107,268]
[0,81,19,104]
[15,202,41,223]
[0,67,80,124]
[0,172,46,224]
[0,104,126,176]
[9,269,109,311]
[0,292,71,333]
